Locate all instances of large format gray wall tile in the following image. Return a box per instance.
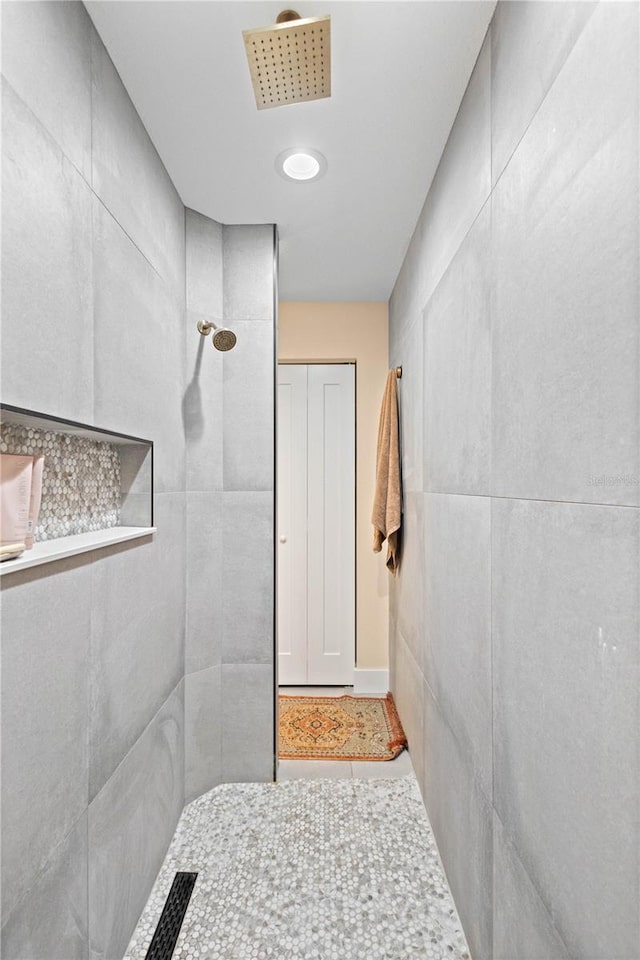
[184,211,224,493]
[387,579,399,694]
[184,313,224,492]
[422,685,493,960]
[221,663,274,783]
[1,79,93,422]
[223,321,275,491]
[186,493,223,674]
[223,224,275,321]
[93,198,186,493]
[90,34,184,288]
[222,492,274,664]
[393,315,423,495]
[389,3,640,957]
[493,813,570,960]
[394,492,424,673]
[1,814,89,960]
[1,0,92,180]
[1,5,270,957]
[492,498,640,958]
[88,684,184,960]
[389,216,428,346]
[2,7,275,956]
[185,665,222,803]
[392,34,491,320]
[491,0,597,184]
[424,493,492,796]
[89,494,185,799]
[1,558,91,922]
[391,631,424,788]
[184,209,275,801]
[186,209,223,317]
[491,2,639,506]
[424,205,491,495]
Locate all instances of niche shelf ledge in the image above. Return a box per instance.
[0,526,157,576]
[1,403,155,576]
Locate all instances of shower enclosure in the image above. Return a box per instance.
[0,4,278,954]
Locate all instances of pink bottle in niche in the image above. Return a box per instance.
[0,454,33,560]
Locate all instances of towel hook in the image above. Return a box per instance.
[395,366,402,379]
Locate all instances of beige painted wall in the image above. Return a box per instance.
[278,301,390,671]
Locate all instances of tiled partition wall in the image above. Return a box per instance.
[184,213,276,801]
[389,3,639,959]
[0,4,275,959]
[1,4,188,957]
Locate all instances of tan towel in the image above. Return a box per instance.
[372,369,402,574]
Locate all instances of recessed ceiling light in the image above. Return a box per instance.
[276,148,327,182]
[284,153,319,180]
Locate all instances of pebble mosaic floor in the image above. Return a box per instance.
[125,776,470,960]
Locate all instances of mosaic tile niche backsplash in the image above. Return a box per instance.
[0,423,121,541]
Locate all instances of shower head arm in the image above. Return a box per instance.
[197,319,219,336]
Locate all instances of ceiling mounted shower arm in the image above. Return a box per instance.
[276,10,301,23]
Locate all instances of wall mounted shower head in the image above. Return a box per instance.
[197,319,237,352]
[212,327,237,351]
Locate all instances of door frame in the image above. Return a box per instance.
[275,359,358,687]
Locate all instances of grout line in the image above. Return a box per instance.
[89,677,183,808]
[89,29,96,434]
[1,809,88,934]
[492,807,574,957]
[184,663,222,681]
[488,160,497,947]
[272,225,280,780]
[490,494,496,934]
[6,76,166,289]
[92,191,161,279]
[424,490,640,511]
[490,2,598,195]
[183,206,189,798]
[3,77,92,189]
[422,193,492,321]
[396,5,599,333]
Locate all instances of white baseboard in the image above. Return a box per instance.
[353,668,389,695]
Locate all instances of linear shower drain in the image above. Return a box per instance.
[144,871,198,960]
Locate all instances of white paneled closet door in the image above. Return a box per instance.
[277,365,308,685]
[306,364,355,684]
[277,363,355,686]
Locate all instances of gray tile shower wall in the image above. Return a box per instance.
[389,3,639,958]
[1,5,276,958]
[184,212,275,802]
[1,74,94,422]
[1,4,187,957]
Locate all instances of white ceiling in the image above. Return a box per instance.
[85,1,495,301]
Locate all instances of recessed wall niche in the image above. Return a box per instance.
[1,422,121,540]
[0,404,154,574]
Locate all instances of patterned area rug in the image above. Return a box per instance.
[278,693,407,761]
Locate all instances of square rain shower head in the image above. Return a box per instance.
[243,15,331,110]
